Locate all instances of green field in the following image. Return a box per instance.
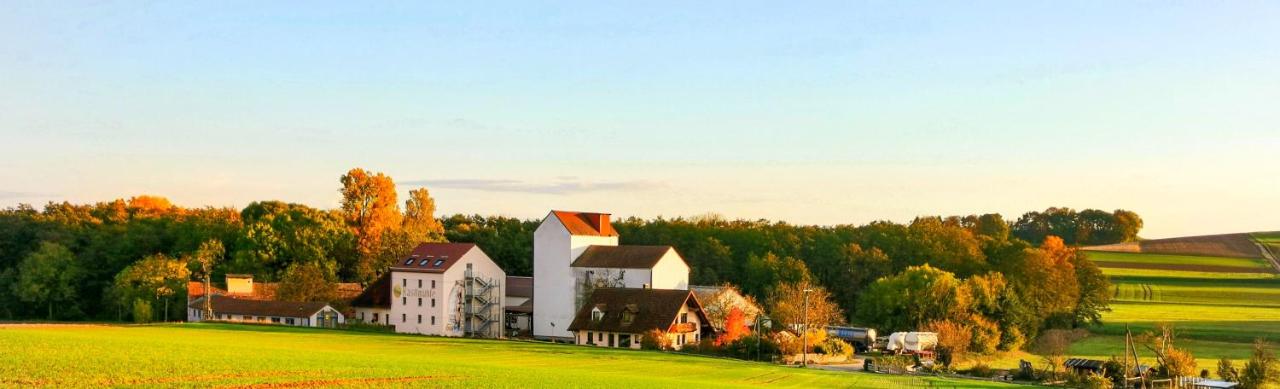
[1087,251,1273,271]
[0,323,1023,388]
[1070,248,1280,368]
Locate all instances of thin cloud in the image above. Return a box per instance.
[400,178,665,195]
[0,190,54,199]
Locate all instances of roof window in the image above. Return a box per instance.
[433,259,446,267]
[404,258,414,265]
[418,258,430,266]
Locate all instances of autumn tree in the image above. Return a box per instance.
[699,283,760,331]
[715,308,751,346]
[403,188,445,243]
[276,262,337,303]
[925,319,973,366]
[768,281,843,331]
[12,242,83,320]
[340,168,402,283]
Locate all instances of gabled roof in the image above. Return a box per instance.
[389,242,476,273]
[571,245,678,269]
[567,288,708,333]
[550,211,618,237]
[506,276,533,298]
[193,295,333,318]
[350,273,392,309]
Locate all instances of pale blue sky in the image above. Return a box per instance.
[2,1,1278,238]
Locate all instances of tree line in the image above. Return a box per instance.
[0,168,1134,356]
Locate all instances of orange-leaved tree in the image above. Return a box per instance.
[716,307,750,346]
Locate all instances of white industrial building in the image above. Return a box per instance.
[532,210,692,340]
[351,242,506,338]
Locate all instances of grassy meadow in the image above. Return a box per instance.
[0,323,1024,388]
[1068,246,1280,369]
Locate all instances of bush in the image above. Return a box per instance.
[640,329,671,351]
[817,337,853,358]
[965,362,994,378]
[776,329,827,355]
[723,335,778,361]
[969,316,1002,354]
[131,299,152,324]
[1065,371,1110,389]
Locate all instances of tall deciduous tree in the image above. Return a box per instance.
[276,262,337,303]
[13,242,82,320]
[403,187,445,243]
[768,281,843,331]
[340,168,402,283]
[187,239,225,320]
[113,254,190,322]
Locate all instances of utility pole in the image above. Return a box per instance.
[802,290,808,367]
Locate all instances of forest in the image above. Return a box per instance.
[0,168,1142,355]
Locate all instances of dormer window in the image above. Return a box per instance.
[591,307,604,322]
[620,305,637,326]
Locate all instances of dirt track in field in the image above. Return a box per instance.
[1085,233,1264,259]
[1096,260,1277,274]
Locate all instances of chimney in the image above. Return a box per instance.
[593,213,610,233]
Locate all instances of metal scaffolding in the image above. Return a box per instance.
[461,263,501,338]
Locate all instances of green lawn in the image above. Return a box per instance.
[0,323,1023,388]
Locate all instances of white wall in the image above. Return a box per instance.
[650,250,690,290]
[390,246,506,337]
[533,213,617,339]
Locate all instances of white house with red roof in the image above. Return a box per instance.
[352,242,506,338]
[532,211,690,340]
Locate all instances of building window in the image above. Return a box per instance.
[418,298,422,307]
[431,316,435,325]
[371,314,378,323]
[402,313,407,323]
[433,259,445,267]
[430,298,435,307]
[419,258,430,266]
[402,297,407,306]
[586,332,593,343]
[591,307,603,322]
[431,280,436,288]
[402,278,407,286]
[597,332,603,342]
[418,279,422,288]
[359,312,365,321]
[680,313,688,323]
[404,258,414,265]
[286,318,295,325]
[417,315,422,324]
[271,317,280,323]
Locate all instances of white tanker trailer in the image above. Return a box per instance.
[884,332,938,355]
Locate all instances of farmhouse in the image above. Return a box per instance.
[351,242,507,338]
[187,294,345,327]
[568,288,710,350]
[533,211,691,340]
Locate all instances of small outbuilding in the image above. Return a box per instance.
[1063,358,1106,375]
[188,294,344,327]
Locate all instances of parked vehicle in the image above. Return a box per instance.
[884,332,937,355]
[825,326,877,352]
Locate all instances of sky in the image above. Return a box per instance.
[1,1,1278,239]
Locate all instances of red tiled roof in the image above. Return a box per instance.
[225,283,278,301]
[551,211,618,237]
[389,243,476,273]
[187,281,225,300]
[194,295,333,318]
